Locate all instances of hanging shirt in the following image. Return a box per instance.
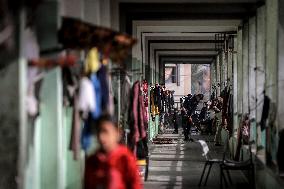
[84,145,142,189]
[78,77,96,119]
[97,65,110,112]
[90,74,103,119]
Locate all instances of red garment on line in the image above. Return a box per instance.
[84,145,142,189]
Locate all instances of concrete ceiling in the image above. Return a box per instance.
[115,0,263,80]
[132,21,239,67]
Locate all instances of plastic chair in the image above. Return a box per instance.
[198,140,223,186]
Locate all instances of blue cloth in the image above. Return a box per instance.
[90,73,102,119]
[97,66,109,111]
[81,121,92,150]
[81,74,103,150]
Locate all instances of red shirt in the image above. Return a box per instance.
[84,145,142,189]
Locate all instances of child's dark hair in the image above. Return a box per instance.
[95,114,118,130]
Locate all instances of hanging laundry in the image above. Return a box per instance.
[107,74,115,116]
[121,75,131,113]
[23,27,41,117]
[27,67,38,117]
[78,76,96,119]
[260,95,270,131]
[69,94,82,160]
[97,65,110,112]
[80,73,103,151]
[84,47,101,74]
[129,81,141,146]
[90,73,103,120]
[62,66,77,106]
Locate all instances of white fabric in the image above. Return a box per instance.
[26,67,41,117]
[198,140,209,157]
[78,77,96,119]
[107,75,114,116]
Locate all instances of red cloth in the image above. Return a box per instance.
[132,81,140,143]
[84,145,142,189]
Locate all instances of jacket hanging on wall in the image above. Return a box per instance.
[260,95,270,131]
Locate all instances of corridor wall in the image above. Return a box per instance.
[216,0,282,175]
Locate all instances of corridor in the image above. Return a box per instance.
[1,0,284,189]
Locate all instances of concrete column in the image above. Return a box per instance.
[228,50,233,87]
[249,17,257,144]
[265,0,278,164]
[266,0,278,102]
[84,0,100,24]
[222,51,228,87]
[210,61,217,98]
[233,36,239,133]
[99,0,111,28]
[184,64,191,95]
[61,0,84,19]
[248,17,257,119]
[256,6,266,148]
[39,68,63,189]
[219,53,225,92]
[0,62,20,189]
[242,22,249,114]
[216,55,221,96]
[278,0,284,131]
[237,27,243,116]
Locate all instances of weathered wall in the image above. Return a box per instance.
[256,6,266,149]
[242,22,249,114]
[278,0,284,131]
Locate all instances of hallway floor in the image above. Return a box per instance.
[144,130,249,189]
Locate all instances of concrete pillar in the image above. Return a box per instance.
[248,17,257,119]
[278,0,284,131]
[84,0,100,24]
[184,64,191,95]
[222,51,228,87]
[228,50,233,87]
[265,0,278,164]
[61,0,84,19]
[242,22,249,114]
[219,53,224,91]
[216,55,221,96]
[237,27,243,116]
[210,61,216,96]
[0,62,20,189]
[249,17,257,143]
[233,36,239,133]
[39,68,63,189]
[256,6,266,148]
[266,0,278,102]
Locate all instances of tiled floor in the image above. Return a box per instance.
[144,131,249,189]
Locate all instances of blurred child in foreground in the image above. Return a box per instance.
[84,115,142,189]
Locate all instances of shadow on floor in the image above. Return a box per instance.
[144,130,250,189]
